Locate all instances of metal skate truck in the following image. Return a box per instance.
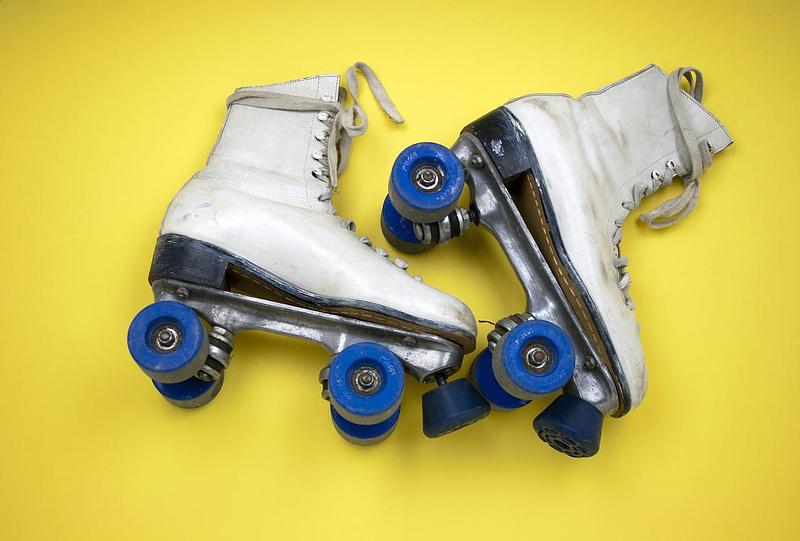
[380,65,732,456]
[126,63,490,445]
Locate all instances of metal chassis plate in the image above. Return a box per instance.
[152,278,464,383]
[452,133,619,415]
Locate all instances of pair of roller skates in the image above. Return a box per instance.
[127,63,731,456]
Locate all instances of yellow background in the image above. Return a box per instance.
[1,1,797,539]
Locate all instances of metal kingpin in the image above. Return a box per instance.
[198,325,234,382]
[318,366,331,400]
[197,366,219,381]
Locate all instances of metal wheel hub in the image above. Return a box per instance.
[413,166,442,192]
[352,365,382,395]
[523,342,552,373]
[151,325,182,353]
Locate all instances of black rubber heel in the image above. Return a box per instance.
[461,107,535,183]
[149,234,232,288]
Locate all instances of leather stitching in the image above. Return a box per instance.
[227,265,472,351]
[523,173,621,399]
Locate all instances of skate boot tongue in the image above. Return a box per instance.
[637,67,716,229]
[226,62,404,189]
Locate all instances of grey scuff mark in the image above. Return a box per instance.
[490,139,504,157]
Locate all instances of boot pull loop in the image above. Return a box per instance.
[676,67,704,103]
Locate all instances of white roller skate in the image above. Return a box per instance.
[127,63,489,444]
[380,65,732,455]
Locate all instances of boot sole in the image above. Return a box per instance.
[148,233,475,352]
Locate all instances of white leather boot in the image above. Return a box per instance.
[127,63,489,444]
[381,65,732,456]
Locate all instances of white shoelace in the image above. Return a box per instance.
[614,67,717,307]
[225,63,412,274]
[226,62,404,189]
[636,67,715,229]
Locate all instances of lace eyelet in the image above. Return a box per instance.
[651,170,662,181]
[317,112,330,121]
[315,131,327,142]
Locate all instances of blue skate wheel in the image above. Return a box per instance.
[380,195,429,254]
[128,301,209,384]
[328,343,404,425]
[152,373,224,409]
[533,394,604,458]
[330,406,401,445]
[421,378,490,438]
[492,320,575,401]
[389,142,464,223]
[470,348,530,410]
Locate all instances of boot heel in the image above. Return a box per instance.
[462,106,537,183]
[148,234,231,288]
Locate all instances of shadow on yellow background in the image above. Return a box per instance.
[0,1,797,539]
